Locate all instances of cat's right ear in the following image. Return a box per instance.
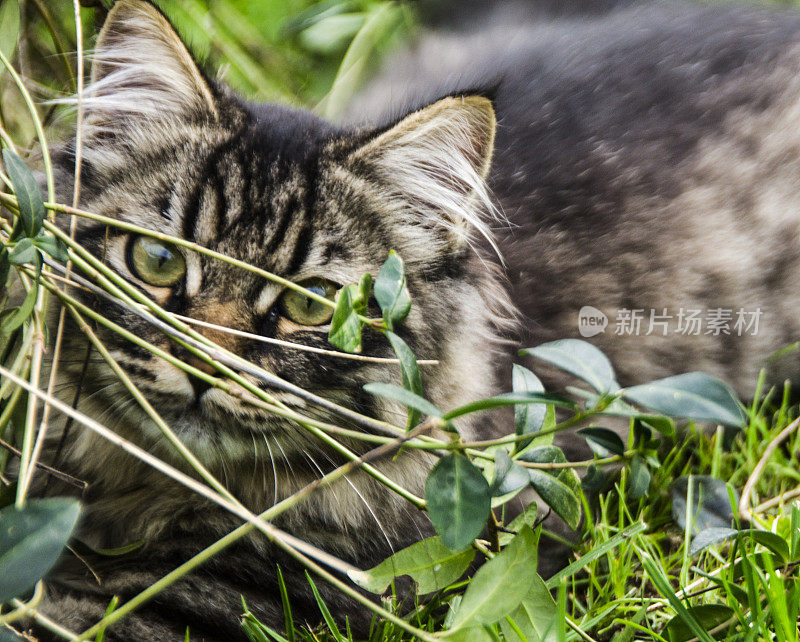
[82,0,217,140]
[349,95,498,255]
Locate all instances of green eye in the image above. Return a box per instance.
[280,278,337,326]
[129,236,186,287]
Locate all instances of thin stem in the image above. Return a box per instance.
[38,277,423,506]
[37,234,408,440]
[0,45,56,508]
[176,314,438,365]
[739,416,800,521]
[72,422,436,642]
[64,302,241,505]
[0,364,368,583]
[30,0,85,495]
[5,194,338,308]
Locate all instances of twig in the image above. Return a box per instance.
[0,437,86,489]
[175,314,438,365]
[0,363,365,579]
[739,416,800,522]
[7,594,80,641]
[753,485,800,515]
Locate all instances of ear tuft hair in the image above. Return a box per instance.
[79,0,217,132]
[352,95,500,255]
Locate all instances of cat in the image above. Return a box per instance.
[25,1,509,639]
[19,0,800,640]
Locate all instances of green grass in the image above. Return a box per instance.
[241,385,800,641]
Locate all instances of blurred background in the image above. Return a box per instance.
[0,0,425,145]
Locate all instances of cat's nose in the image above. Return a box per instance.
[185,354,218,376]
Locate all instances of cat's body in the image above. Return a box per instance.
[353,0,800,396]
[19,1,800,640]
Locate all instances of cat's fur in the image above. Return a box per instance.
[353,0,800,396]
[20,0,800,639]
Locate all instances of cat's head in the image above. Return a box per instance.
[56,0,511,470]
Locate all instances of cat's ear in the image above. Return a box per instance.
[84,0,217,133]
[351,95,497,252]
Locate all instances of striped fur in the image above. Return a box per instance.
[31,1,512,640]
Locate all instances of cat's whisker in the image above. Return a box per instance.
[273,437,296,486]
[262,434,279,507]
[311,446,395,552]
[250,432,258,477]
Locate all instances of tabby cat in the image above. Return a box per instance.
[22,0,800,639]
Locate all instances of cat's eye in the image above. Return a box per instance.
[129,236,186,287]
[280,278,338,326]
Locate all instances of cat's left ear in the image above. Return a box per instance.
[350,95,497,251]
[84,0,218,134]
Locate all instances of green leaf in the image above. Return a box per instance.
[520,339,620,394]
[363,382,443,420]
[2,148,45,238]
[357,271,372,304]
[8,238,36,265]
[299,13,366,55]
[450,526,539,630]
[499,501,542,546]
[687,527,789,561]
[0,497,80,604]
[664,604,734,642]
[628,454,651,500]
[445,627,495,642]
[1,281,37,335]
[671,476,735,533]
[517,444,566,465]
[351,536,475,595]
[568,388,676,436]
[577,427,625,458]
[689,527,739,556]
[528,469,581,530]
[499,574,558,642]
[319,3,403,119]
[639,415,676,437]
[0,631,23,642]
[34,235,69,263]
[490,449,531,497]
[622,372,746,427]
[374,250,411,330]
[581,465,610,496]
[425,454,491,551]
[640,551,716,642]
[384,331,423,428]
[0,0,20,77]
[0,247,9,287]
[328,281,367,353]
[743,529,791,562]
[443,392,574,421]
[512,365,546,443]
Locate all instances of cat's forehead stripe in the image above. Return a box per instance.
[255,283,282,315]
